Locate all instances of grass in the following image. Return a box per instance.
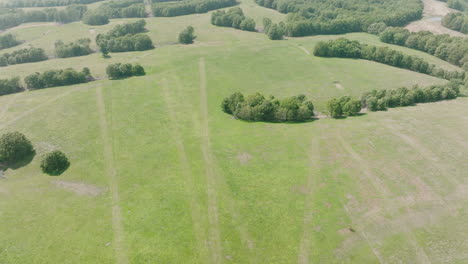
[0,0,467,263]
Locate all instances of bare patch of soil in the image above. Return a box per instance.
[291,185,310,194]
[237,152,252,165]
[333,81,344,90]
[52,180,104,197]
[89,29,96,35]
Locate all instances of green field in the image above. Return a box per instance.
[1,0,467,263]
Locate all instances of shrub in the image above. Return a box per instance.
[106,63,145,79]
[0,34,20,50]
[179,26,196,44]
[0,77,23,96]
[96,20,153,54]
[326,96,361,118]
[82,11,109,25]
[55,38,92,58]
[40,150,70,176]
[0,132,34,164]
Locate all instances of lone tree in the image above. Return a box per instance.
[40,150,70,176]
[179,26,196,44]
[0,132,34,165]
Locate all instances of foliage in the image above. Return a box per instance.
[441,13,468,34]
[326,96,361,118]
[82,11,109,25]
[0,0,102,8]
[179,26,196,44]
[255,0,423,37]
[0,47,48,67]
[24,68,92,89]
[0,132,34,164]
[94,0,146,19]
[0,34,20,50]
[96,20,153,53]
[106,63,145,79]
[379,27,468,68]
[152,0,237,17]
[40,150,70,176]
[107,19,147,37]
[313,38,465,81]
[211,7,256,31]
[0,77,23,96]
[55,38,92,58]
[367,22,387,35]
[222,92,314,122]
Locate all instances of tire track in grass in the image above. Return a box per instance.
[96,86,128,264]
[198,57,223,264]
[0,93,19,121]
[161,77,209,262]
[337,130,431,264]
[297,136,319,264]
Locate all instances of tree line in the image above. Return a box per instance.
[441,13,468,34]
[262,18,286,40]
[55,38,92,58]
[106,63,145,79]
[0,77,23,96]
[254,0,423,37]
[222,92,315,122]
[24,67,92,89]
[0,34,20,50]
[211,7,256,32]
[96,19,153,55]
[0,47,48,67]
[82,0,146,25]
[0,0,102,8]
[437,0,468,11]
[0,4,88,30]
[152,0,237,17]
[378,27,468,70]
[326,96,361,118]
[313,38,465,81]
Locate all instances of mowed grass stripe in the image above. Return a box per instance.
[96,86,128,264]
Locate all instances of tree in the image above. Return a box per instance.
[267,24,283,40]
[179,26,196,44]
[327,98,343,118]
[132,64,145,76]
[0,132,34,164]
[82,11,109,25]
[40,150,70,176]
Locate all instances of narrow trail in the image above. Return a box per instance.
[0,93,19,121]
[96,86,128,264]
[144,0,154,18]
[198,57,223,264]
[161,77,209,262]
[298,46,310,55]
[297,136,319,264]
[337,131,431,264]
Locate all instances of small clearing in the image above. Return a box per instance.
[52,180,104,197]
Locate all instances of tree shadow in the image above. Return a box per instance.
[0,150,36,171]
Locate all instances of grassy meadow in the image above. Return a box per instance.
[0,0,467,263]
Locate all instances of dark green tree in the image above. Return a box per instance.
[0,132,34,164]
[178,26,196,44]
[40,150,70,176]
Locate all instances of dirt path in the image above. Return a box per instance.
[144,0,154,18]
[198,58,223,263]
[297,136,319,264]
[96,86,128,264]
[405,0,465,37]
[0,93,19,121]
[161,77,209,262]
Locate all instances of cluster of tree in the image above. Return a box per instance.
[254,0,423,37]
[106,63,145,79]
[40,150,70,176]
[361,81,461,111]
[0,4,88,30]
[221,92,315,122]
[0,34,20,50]
[262,18,285,40]
[0,47,48,67]
[152,0,237,17]
[82,11,109,25]
[96,20,153,54]
[441,13,468,34]
[379,27,468,69]
[313,38,464,81]
[0,0,102,8]
[0,77,23,96]
[326,96,361,118]
[179,26,196,44]
[366,22,388,35]
[55,38,92,58]
[24,67,92,89]
[437,0,468,11]
[95,0,146,19]
[211,7,256,32]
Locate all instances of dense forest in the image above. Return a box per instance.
[211,7,256,31]
[313,38,464,81]
[0,34,20,50]
[0,0,102,8]
[0,4,88,30]
[55,38,93,58]
[0,47,48,67]
[222,92,315,122]
[24,67,92,89]
[152,0,237,17]
[254,0,423,37]
[441,12,468,33]
[379,27,468,70]
[0,77,23,96]
[96,19,153,54]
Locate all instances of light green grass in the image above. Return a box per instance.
[0,1,467,263]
